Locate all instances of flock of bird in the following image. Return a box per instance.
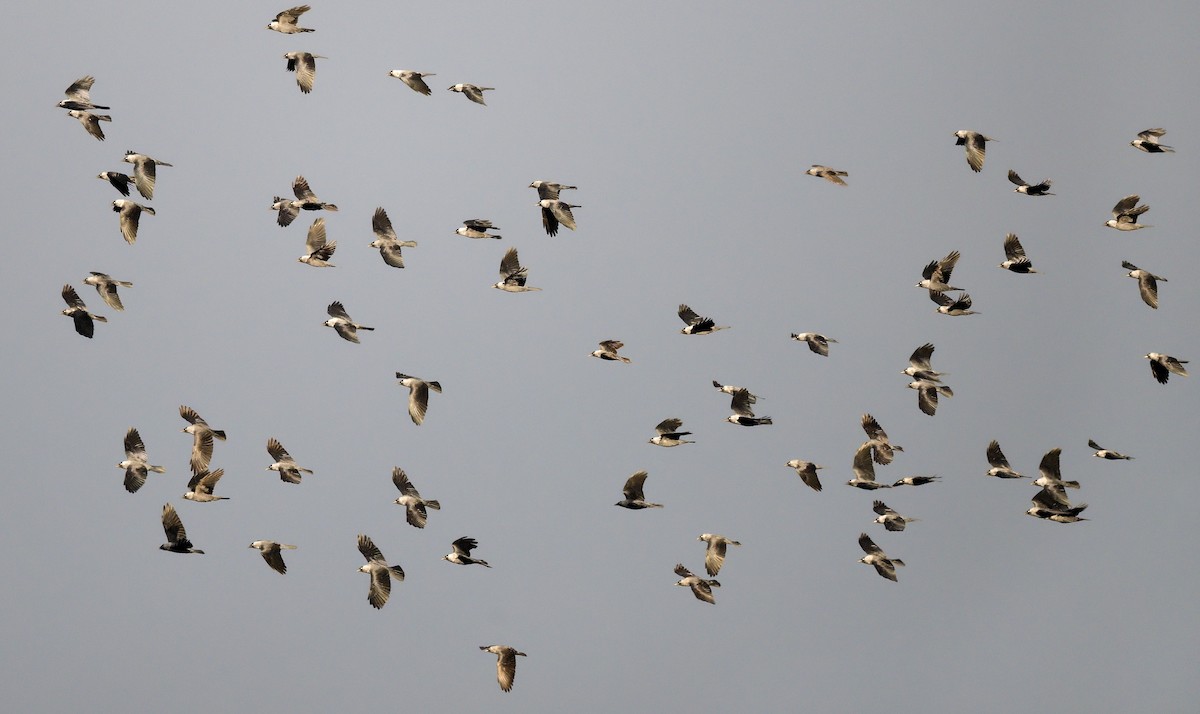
[49,4,1190,696]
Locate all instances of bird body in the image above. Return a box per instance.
[112,200,155,244]
[96,171,134,196]
[249,541,296,574]
[786,459,824,492]
[395,373,441,425]
[872,501,918,532]
[160,503,204,553]
[443,537,490,567]
[298,218,336,266]
[392,467,441,528]
[590,339,631,362]
[456,218,501,240]
[892,475,940,487]
[266,437,313,483]
[58,75,109,110]
[698,534,741,576]
[283,52,325,93]
[370,207,417,268]
[67,110,110,140]
[985,440,1024,478]
[122,151,172,199]
[1088,439,1133,460]
[1008,170,1054,195]
[183,469,229,502]
[117,427,165,493]
[1122,261,1166,308]
[999,234,1037,273]
[1131,128,1173,153]
[389,70,435,95]
[1106,195,1151,231]
[493,247,540,292]
[61,284,107,338]
[806,165,848,185]
[678,304,728,335]
[674,564,720,604]
[954,130,993,172]
[267,5,313,33]
[357,535,404,609]
[857,533,903,581]
[324,301,373,342]
[83,272,132,311]
[615,471,662,509]
[480,645,526,692]
[726,388,772,426]
[649,417,693,447]
[916,250,962,291]
[903,342,944,382]
[1145,353,1188,384]
[448,83,492,104]
[792,332,837,356]
[930,290,978,316]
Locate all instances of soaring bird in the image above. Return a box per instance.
[112,200,155,244]
[448,83,492,105]
[1130,128,1174,153]
[537,199,580,236]
[370,207,417,268]
[273,176,339,227]
[57,75,109,110]
[249,541,297,574]
[892,475,940,488]
[493,247,541,292]
[298,218,336,267]
[456,218,502,240]
[443,537,491,567]
[283,52,325,93]
[649,417,693,447]
[916,250,962,291]
[677,304,729,335]
[1122,261,1166,309]
[267,5,314,33]
[847,442,891,490]
[985,440,1024,479]
[712,381,760,403]
[861,414,904,465]
[954,130,993,172]
[1145,353,1188,385]
[395,373,441,425]
[726,388,773,426]
[999,234,1037,273]
[674,564,720,604]
[392,467,440,528]
[590,340,631,363]
[122,151,173,200]
[1106,195,1151,231]
[857,533,903,581]
[83,272,132,311]
[1008,169,1053,195]
[179,405,227,474]
[1088,439,1133,461]
[479,645,526,692]
[805,165,848,185]
[791,332,837,356]
[698,534,741,576]
[96,171,134,196]
[324,301,374,343]
[266,437,313,484]
[1031,448,1079,506]
[614,470,662,509]
[160,503,204,554]
[389,70,435,95]
[1027,488,1088,523]
[530,180,577,201]
[930,290,978,316]
[357,535,404,609]
[872,501,918,532]
[902,343,943,382]
[61,284,107,338]
[67,110,111,141]
[908,380,953,416]
[786,459,824,492]
[117,427,165,493]
[183,469,229,503]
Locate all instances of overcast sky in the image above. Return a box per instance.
[2,2,1198,712]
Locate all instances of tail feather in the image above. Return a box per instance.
[149,465,166,473]
[212,430,227,441]
[425,500,441,510]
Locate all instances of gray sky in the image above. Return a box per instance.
[3,2,1198,711]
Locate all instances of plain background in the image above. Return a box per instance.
[2,2,1197,712]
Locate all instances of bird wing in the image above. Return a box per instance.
[62,284,87,309]
[392,467,417,496]
[1087,439,1104,451]
[260,544,288,574]
[1007,169,1026,187]
[674,563,695,578]
[872,500,895,516]
[986,440,1010,468]
[292,176,318,201]
[123,427,148,459]
[677,304,701,325]
[908,343,935,371]
[372,207,397,241]
[496,650,519,691]
[1138,128,1166,141]
[190,431,214,473]
[304,218,328,252]
[162,503,188,542]
[916,385,938,415]
[1003,234,1027,261]
[858,532,883,555]
[928,289,953,307]
[498,247,521,278]
[655,418,683,435]
[852,442,876,482]
[64,75,95,101]
[408,381,430,425]
[704,540,728,576]
[950,293,973,310]
[937,251,961,283]
[327,301,351,320]
[357,534,385,563]
[623,471,649,500]
[730,388,755,416]
[1112,195,1140,217]
[451,537,477,556]
[1037,448,1063,481]
[266,437,292,463]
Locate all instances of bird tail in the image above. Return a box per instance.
[143,206,157,215]
[937,386,954,397]
[1062,480,1081,490]
[95,114,113,122]
[300,467,314,474]
[116,280,133,287]
[390,565,406,581]
[358,325,375,331]
[730,541,742,546]
[425,500,441,510]
[212,430,227,441]
[617,356,632,363]
[323,203,339,211]
[149,464,166,473]
[708,580,721,588]
[427,382,443,393]
[155,161,174,167]
[398,240,418,248]
[892,559,906,567]
[93,315,109,323]
[478,560,491,568]
[281,544,298,549]
[646,503,664,508]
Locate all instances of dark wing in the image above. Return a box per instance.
[677,304,701,326]
[1003,233,1027,261]
[1087,439,1103,451]
[451,537,478,556]
[62,284,86,309]
[674,563,695,579]
[929,289,953,307]
[908,343,934,370]
[986,440,1010,468]
[623,471,649,500]
[266,437,291,463]
[730,388,755,416]
[372,207,397,241]
[498,247,521,278]
[162,503,187,542]
[392,467,417,496]
[304,217,328,252]
[1007,169,1026,187]
[938,251,961,283]
[858,532,883,556]
[292,176,317,201]
[124,427,148,459]
[872,500,894,516]
[357,534,384,563]
[1150,358,1169,384]
[1112,195,1140,217]
[655,418,683,434]
[861,414,886,442]
[1038,448,1062,480]
[327,301,351,320]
